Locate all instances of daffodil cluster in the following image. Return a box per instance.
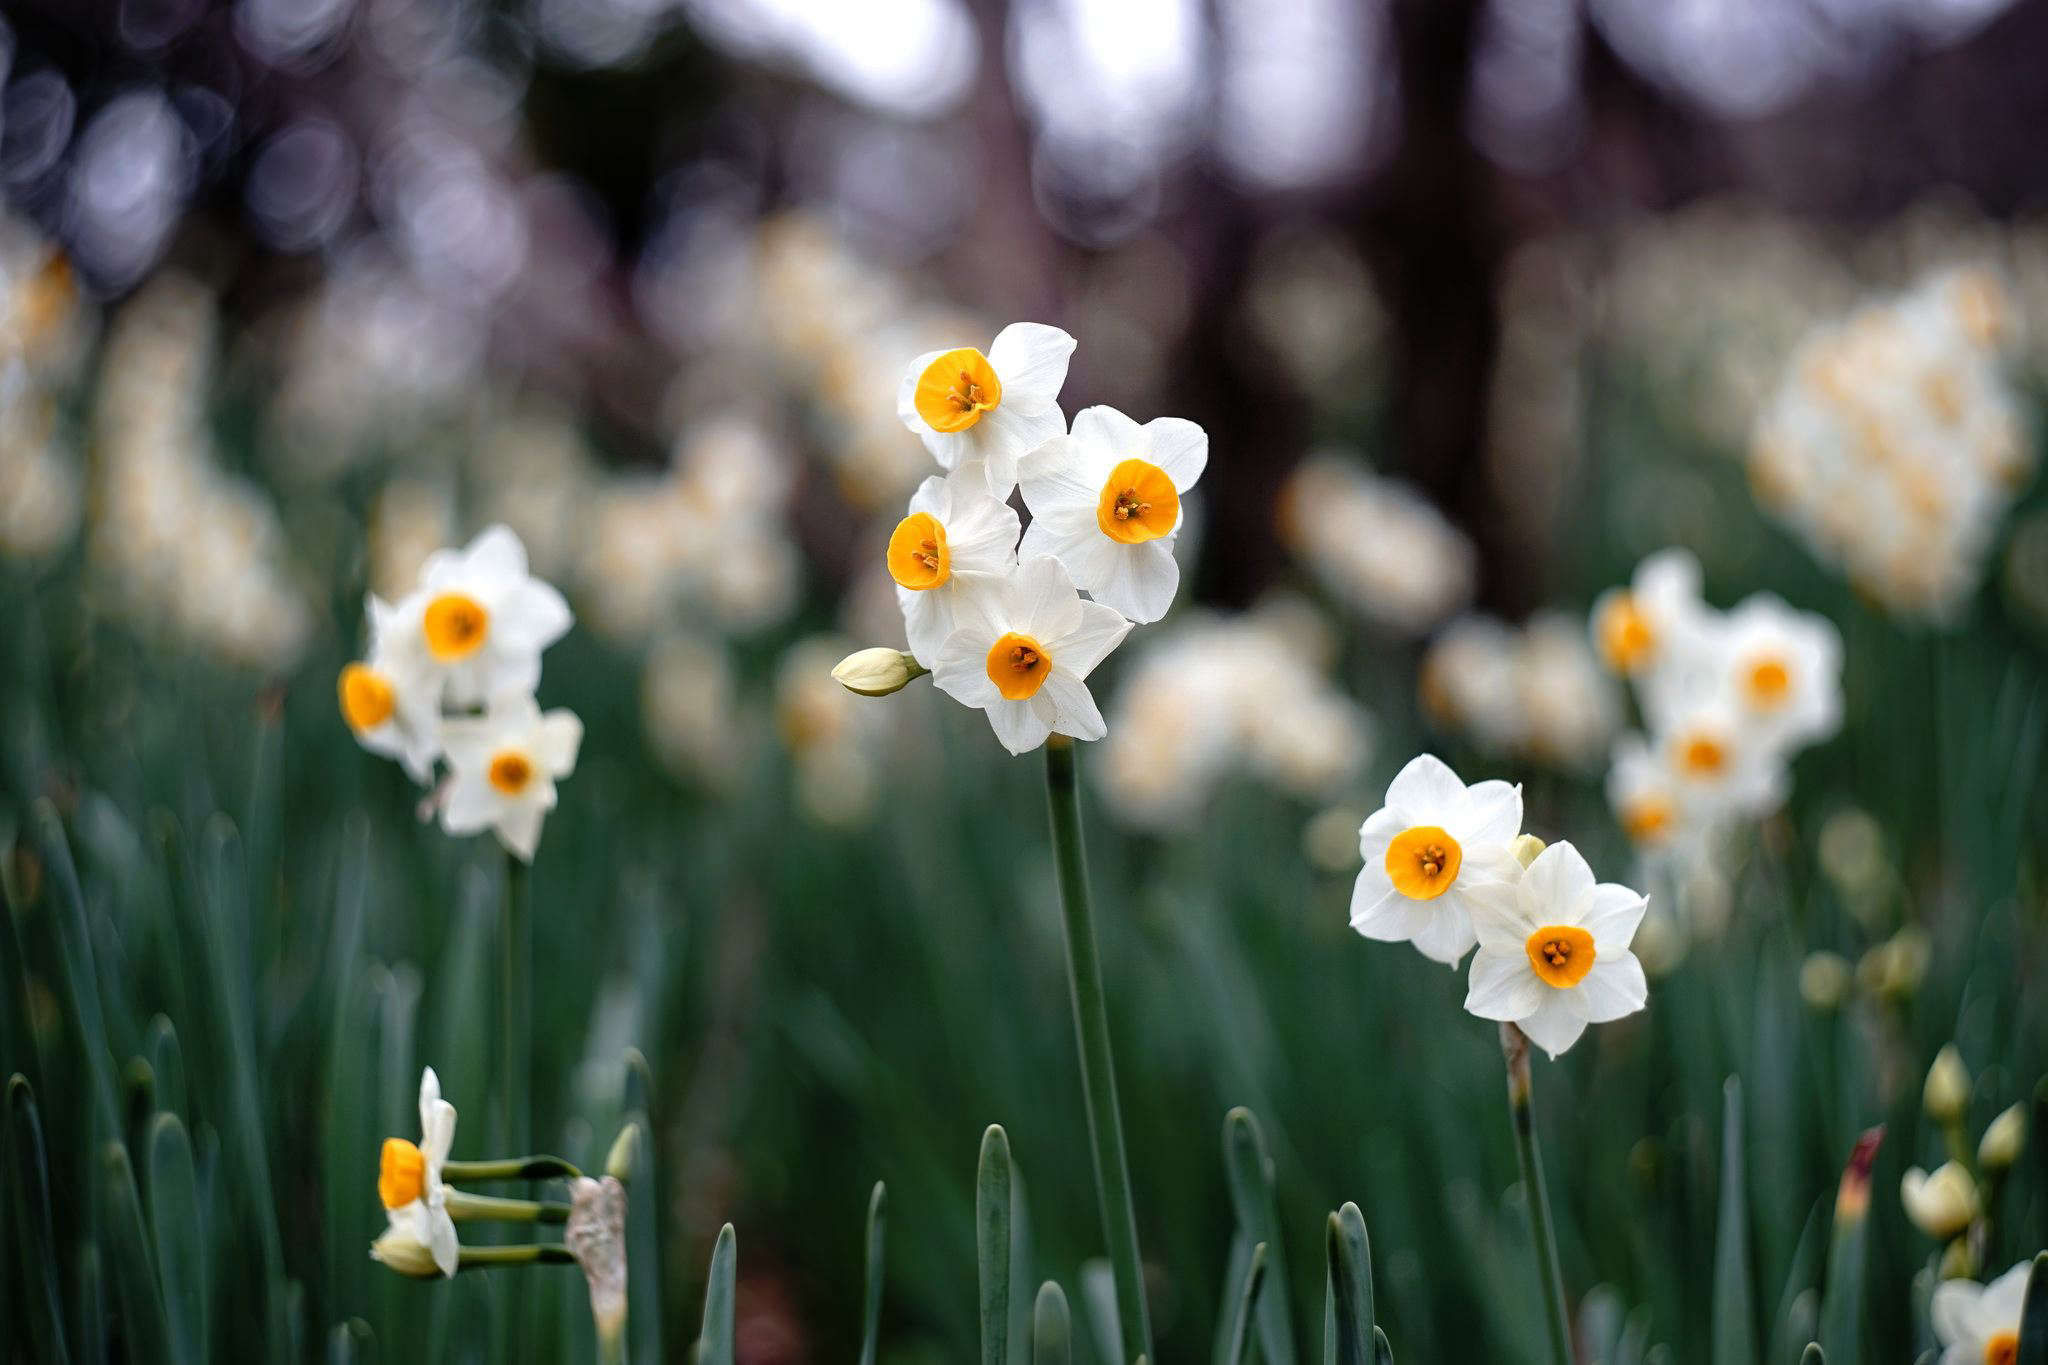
[1590,549,1843,863]
[1419,611,1623,771]
[1749,266,2033,619]
[1350,755,1650,1058]
[340,524,583,861]
[854,323,1209,755]
[1898,1044,2035,1279]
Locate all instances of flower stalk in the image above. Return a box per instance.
[443,1189,571,1224]
[1500,1021,1573,1365]
[1042,736,1153,1364]
[502,853,531,1159]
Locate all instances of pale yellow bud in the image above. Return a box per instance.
[369,1225,444,1278]
[1923,1045,1970,1124]
[1978,1103,2027,1173]
[1510,834,1546,868]
[1798,951,1853,1011]
[1936,1235,1976,1281]
[831,647,928,698]
[1899,1162,1979,1241]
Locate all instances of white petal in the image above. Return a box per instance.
[1579,884,1648,954]
[897,350,947,437]
[1043,671,1105,740]
[490,689,544,731]
[496,802,545,862]
[944,491,1023,571]
[463,524,528,582]
[1004,555,1085,641]
[1930,1279,1982,1345]
[986,696,1054,755]
[1356,806,1406,865]
[1519,841,1597,920]
[1574,953,1648,1023]
[423,1098,458,1165]
[1517,996,1589,1058]
[1144,416,1208,489]
[906,471,948,519]
[899,583,956,668]
[427,1207,460,1278]
[975,403,1065,495]
[1409,904,1477,966]
[1091,541,1180,625]
[440,775,500,834]
[1980,1260,2033,1325]
[932,629,1001,708]
[1349,883,1434,943]
[494,580,573,652]
[1044,601,1132,680]
[1465,950,1544,1020]
[986,322,1076,402]
[1463,878,1533,951]
[1384,754,1468,818]
[534,711,583,777]
[1452,780,1522,848]
[418,1067,441,1121]
[1018,436,1107,518]
[1069,405,1144,455]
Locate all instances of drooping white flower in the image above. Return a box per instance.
[1350,755,1523,967]
[888,459,1022,667]
[439,691,584,862]
[1716,593,1842,748]
[930,555,1132,755]
[1589,548,1708,682]
[1463,840,1650,1058]
[338,594,442,783]
[897,323,1075,496]
[374,1068,459,1278]
[1931,1258,2034,1365]
[393,525,573,707]
[1016,405,1208,624]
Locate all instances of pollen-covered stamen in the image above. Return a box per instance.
[423,592,490,662]
[1112,489,1151,521]
[379,1137,426,1209]
[1524,923,1596,988]
[1384,824,1462,900]
[488,750,534,796]
[984,631,1052,701]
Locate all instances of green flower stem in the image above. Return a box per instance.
[1043,738,1154,1365]
[444,1189,571,1224]
[456,1244,577,1272]
[502,854,531,1158]
[441,1156,585,1184]
[1500,1023,1572,1365]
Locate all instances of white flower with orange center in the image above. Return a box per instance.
[1349,754,1523,967]
[338,594,441,782]
[439,691,584,862]
[1654,700,1786,822]
[897,323,1076,496]
[373,1068,459,1278]
[1589,549,1706,680]
[1462,841,1649,1058]
[1606,735,1685,854]
[929,555,1132,755]
[399,525,573,707]
[1931,1258,2034,1365]
[1717,592,1842,748]
[1016,405,1208,624]
[888,459,1022,667]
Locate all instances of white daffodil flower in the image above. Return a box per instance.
[888,459,1022,668]
[439,691,584,862]
[930,555,1132,756]
[1716,592,1843,748]
[1651,697,1788,824]
[1606,733,1688,856]
[374,1067,459,1277]
[1589,548,1709,681]
[1463,840,1649,1058]
[394,524,573,707]
[897,323,1075,497]
[1349,754,1523,967]
[1016,405,1208,625]
[338,594,441,783]
[1931,1258,2034,1365]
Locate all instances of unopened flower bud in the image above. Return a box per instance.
[1510,834,1546,868]
[1936,1235,1975,1281]
[1923,1045,1970,1125]
[605,1122,641,1184]
[1978,1103,2027,1172]
[370,1226,445,1278]
[1899,1162,1979,1241]
[831,648,928,698]
[1799,951,1852,1011]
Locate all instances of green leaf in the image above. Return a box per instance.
[7,1075,71,1365]
[979,1125,1014,1365]
[2018,1252,2048,1365]
[33,801,119,1137]
[1372,1327,1393,1365]
[1325,1205,1373,1365]
[144,1017,185,1123]
[1713,1078,1757,1365]
[1770,1202,1828,1364]
[1220,1242,1269,1365]
[147,1114,208,1365]
[860,1182,886,1365]
[99,1141,172,1365]
[696,1223,736,1365]
[1817,1128,1883,1365]
[1801,1346,1825,1365]
[1034,1282,1072,1365]
[1224,1108,1296,1365]
[74,1244,106,1365]
[327,1319,374,1365]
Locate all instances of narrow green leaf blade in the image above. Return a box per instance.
[980,1125,1014,1365]
[1713,1078,1757,1365]
[7,1076,71,1365]
[99,1141,172,1365]
[696,1224,736,1365]
[1326,1202,1373,1365]
[1034,1282,1073,1365]
[1801,1346,1825,1365]
[2018,1252,2048,1365]
[147,1114,208,1365]
[1224,1108,1296,1365]
[1817,1128,1883,1365]
[860,1182,886,1365]
[1222,1242,1269,1365]
[1372,1326,1393,1365]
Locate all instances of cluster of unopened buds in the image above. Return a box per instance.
[338,525,583,860]
[831,322,1206,754]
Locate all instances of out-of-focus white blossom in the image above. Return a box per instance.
[641,633,746,788]
[0,398,82,563]
[778,636,889,827]
[1280,454,1476,636]
[1420,612,1621,770]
